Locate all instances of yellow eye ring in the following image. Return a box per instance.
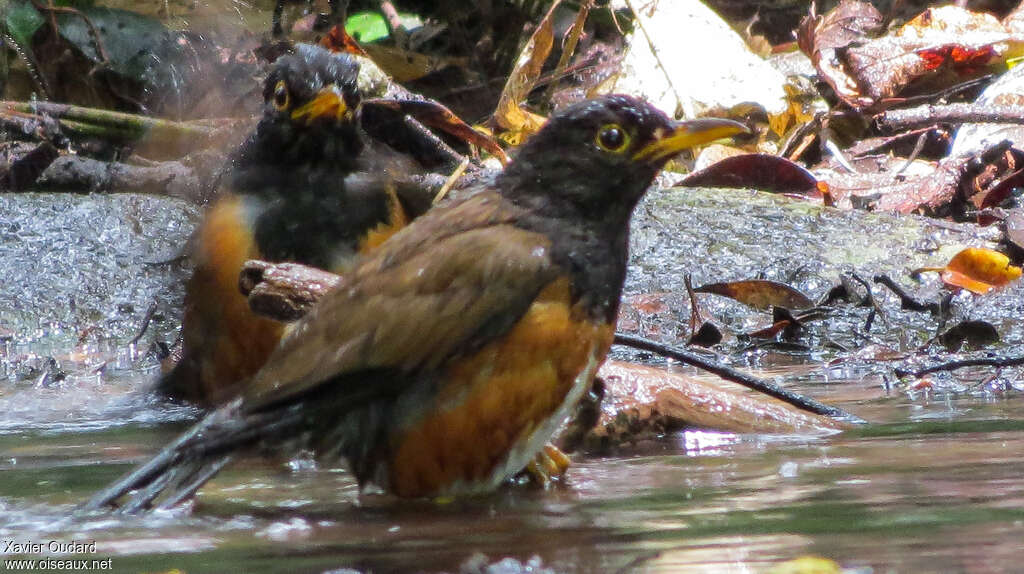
[595,123,630,153]
[272,80,290,111]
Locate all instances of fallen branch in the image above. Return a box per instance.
[1,101,235,159]
[876,103,1024,132]
[36,155,205,201]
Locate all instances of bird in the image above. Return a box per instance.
[159,44,435,406]
[88,94,746,511]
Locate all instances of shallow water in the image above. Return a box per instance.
[3,371,1024,573]
[1,189,1023,573]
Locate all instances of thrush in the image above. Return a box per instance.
[160,44,434,406]
[89,94,746,510]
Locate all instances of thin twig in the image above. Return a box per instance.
[129,302,159,348]
[850,126,942,159]
[873,274,939,313]
[893,130,929,177]
[433,157,470,205]
[2,32,50,98]
[613,333,866,424]
[895,355,1024,377]
[272,0,286,38]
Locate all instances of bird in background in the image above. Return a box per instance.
[91,93,746,512]
[159,44,435,406]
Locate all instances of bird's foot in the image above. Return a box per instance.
[523,444,571,488]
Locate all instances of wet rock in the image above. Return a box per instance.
[0,192,197,356]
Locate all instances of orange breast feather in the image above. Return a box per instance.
[388,277,614,497]
[357,185,409,254]
[182,195,285,402]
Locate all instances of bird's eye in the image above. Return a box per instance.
[273,80,290,110]
[596,124,629,152]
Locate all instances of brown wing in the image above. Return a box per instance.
[242,192,561,410]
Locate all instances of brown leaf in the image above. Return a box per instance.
[797,0,884,109]
[816,146,1016,214]
[679,153,819,195]
[747,307,804,340]
[320,24,467,83]
[694,280,814,311]
[362,44,467,84]
[320,25,369,56]
[490,1,560,139]
[975,167,1024,210]
[363,98,508,164]
[802,4,1016,109]
[687,322,723,347]
[937,320,1000,351]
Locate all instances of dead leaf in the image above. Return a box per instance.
[694,280,814,311]
[797,0,885,109]
[817,142,1019,213]
[687,322,723,347]
[685,274,724,347]
[974,167,1024,210]
[800,3,1019,109]
[490,0,560,141]
[747,307,805,340]
[679,153,819,195]
[362,44,467,84]
[913,247,1022,294]
[363,98,508,164]
[614,0,787,118]
[320,24,467,83]
[937,319,1000,351]
[320,24,369,56]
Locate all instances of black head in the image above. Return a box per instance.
[242,44,364,173]
[498,94,747,228]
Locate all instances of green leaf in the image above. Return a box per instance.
[2,0,45,49]
[345,11,389,43]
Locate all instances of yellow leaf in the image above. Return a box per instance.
[491,1,561,139]
[915,247,1022,294]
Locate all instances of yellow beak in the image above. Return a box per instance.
[290,85,351,125]
[633,118,749,164]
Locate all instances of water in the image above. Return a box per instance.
[3,376,1024,572]
[1,189,1023,573]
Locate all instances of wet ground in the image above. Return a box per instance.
[1,188,1023,573]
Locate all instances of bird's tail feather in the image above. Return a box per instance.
[81,399,305,513]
